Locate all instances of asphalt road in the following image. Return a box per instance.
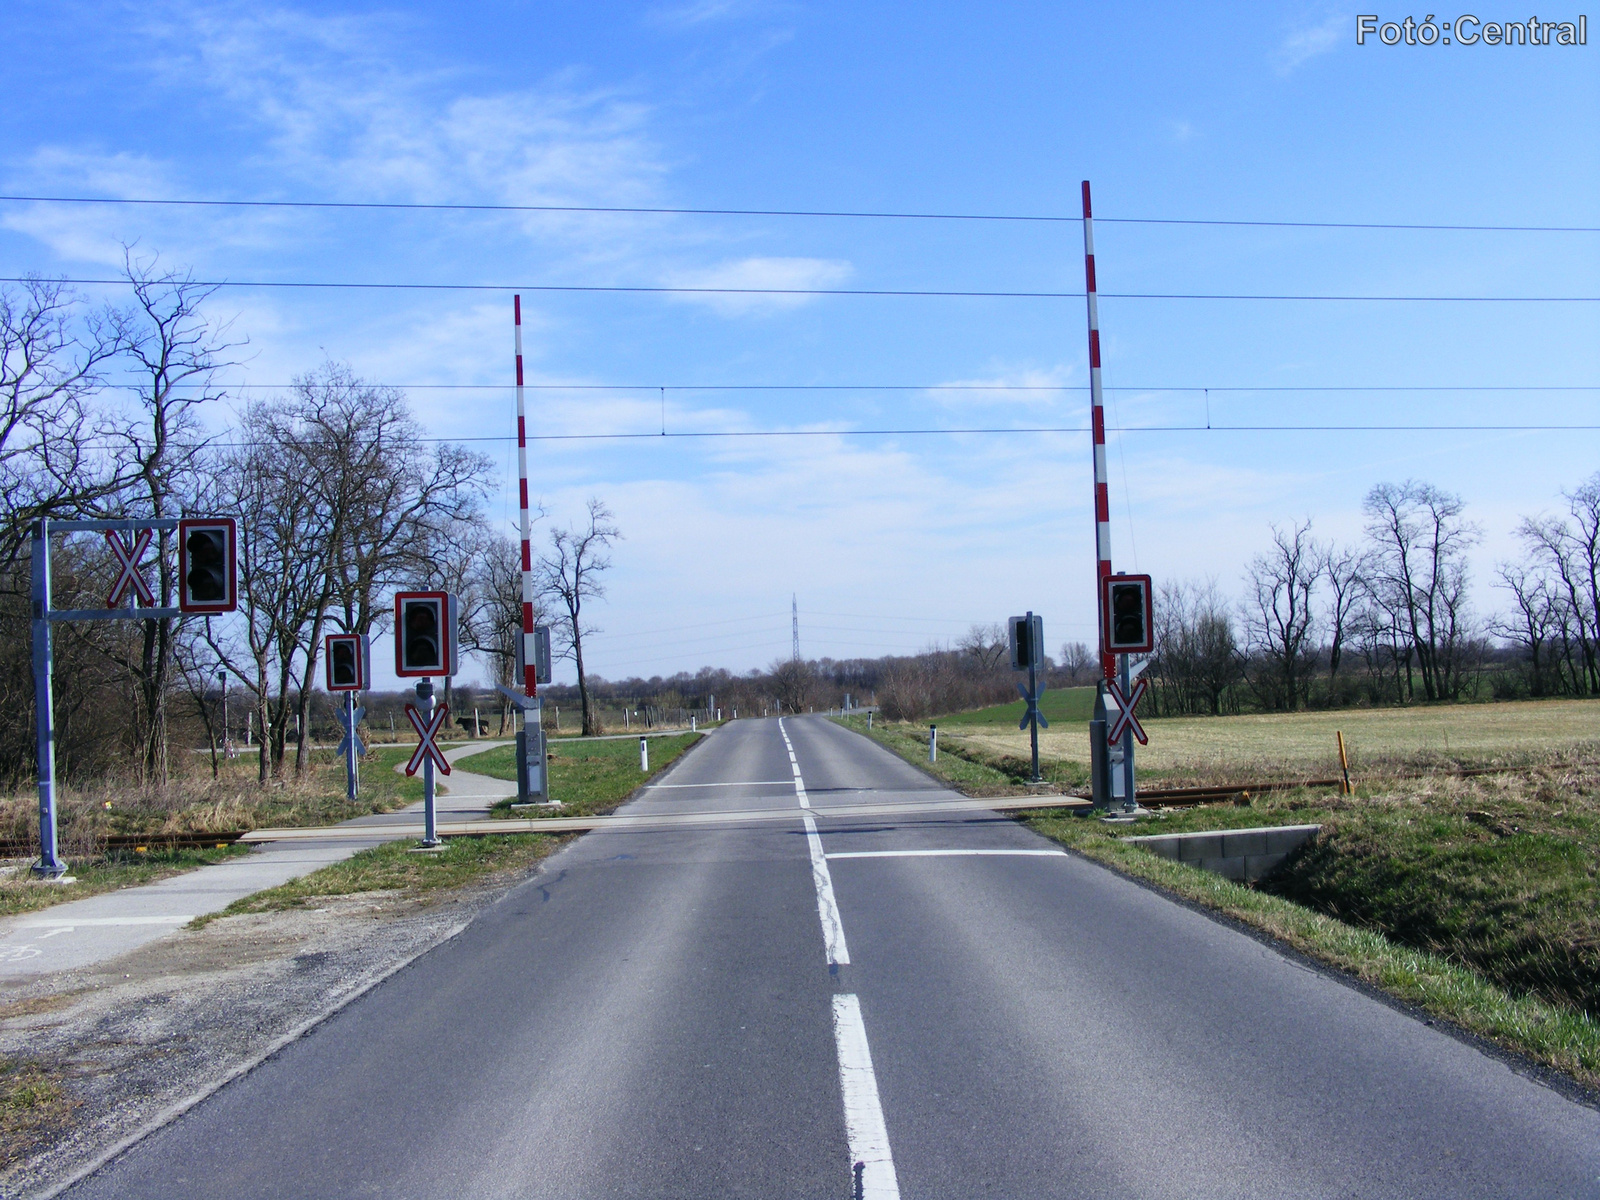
[65,717,1600,1199]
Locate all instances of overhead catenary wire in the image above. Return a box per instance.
[59,422,1600,454]
[4,276,1595,301]
[2,194,1597,233]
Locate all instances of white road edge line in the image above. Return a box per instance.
[833,993,902,1200]
[780,718,901,1200]
[827,849,1065,860]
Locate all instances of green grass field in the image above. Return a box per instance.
[938,696,1600,785]
[469,731,702,818]
[928,686,1098,729]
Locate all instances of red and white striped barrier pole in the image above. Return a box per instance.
[1081,180,1115,682]
[514,296,538,699]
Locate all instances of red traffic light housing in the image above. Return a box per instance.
[177,518,238,614]
[325,632,371,692]
[394,591,459,677]
[1102,573,1154,655]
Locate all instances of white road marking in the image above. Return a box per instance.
[15,916,195,928]
[779,718,900,1198]
[803,812,847,963]
[833,993,901,1200]
[827,849,1065,860]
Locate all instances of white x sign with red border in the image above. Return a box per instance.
[104,529,155,607]
[404,702,453,777]
[1106,678,1149,746]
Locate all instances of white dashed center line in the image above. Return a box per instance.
[778,718,899,1200]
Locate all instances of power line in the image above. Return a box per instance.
[4,276,1597,302]
[103,382,1600,393]
[2,194,1596,233]
[133,422,1599,453]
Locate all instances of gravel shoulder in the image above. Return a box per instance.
[0,852,557,1198]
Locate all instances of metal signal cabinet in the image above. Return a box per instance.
[177,517,238,614]
[394,591,460,677]
[515,623,554,686]
[1102,573,1154,654]
[325,632,372,692]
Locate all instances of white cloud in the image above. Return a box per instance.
[1273,13,1345,74]
[662,255,852,315]
[925,366,1076,409]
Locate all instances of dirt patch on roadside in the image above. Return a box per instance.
[0,862,545,1197]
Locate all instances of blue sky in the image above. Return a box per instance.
[4,1,1597,686]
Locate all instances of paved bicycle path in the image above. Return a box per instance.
[0,741,515,981]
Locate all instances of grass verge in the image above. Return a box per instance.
[193,833,565,928]
[0,1055,75,1168]
[1021,810,1600,1091]
[473,731,703,819]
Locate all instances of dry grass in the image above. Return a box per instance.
[0,751,416,859]
[946,698,1600,784]
[0,1056,75,1169]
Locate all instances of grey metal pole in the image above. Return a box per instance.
[418,678,440,846]
[1026,610,1041,783]
[219,669,228,758]
[1120,653,1136,811]
[30,520,65,878]
[345,691,358,801]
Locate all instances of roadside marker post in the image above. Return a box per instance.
[405,680,451,847]
[929,724,938,763]
[640,737,649,772]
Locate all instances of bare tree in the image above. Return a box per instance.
[770,657,817,715]
[1242,520,1319,710]
[540,499,621,736]
[1149,580,1243,716]
[957,622,1008,671]
[463,533,549,733]
[1493,562,1561,697]
[0,277,122,561]
[1515,472,1600,695]
[1362,480,1481,702]
[1319,542,1368,690]
[104,254,241,782]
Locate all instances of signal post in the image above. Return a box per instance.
[395,592,459,847]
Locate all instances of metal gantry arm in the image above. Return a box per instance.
[30,515,210,878]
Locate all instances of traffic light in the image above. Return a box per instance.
[325,633,371,692]
[177,518,237,614]
[1103,574,1154,654]
[394,591,459,677]
[1008,613,1044,670]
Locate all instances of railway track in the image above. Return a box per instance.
[0,829,250,859]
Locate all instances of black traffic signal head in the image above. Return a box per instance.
[331,640,356,685]
[394,591,458,677]
[177,518,237,613]
[1102,574,1154,654]
[325,633,370,691]
[1008,613,1044,670]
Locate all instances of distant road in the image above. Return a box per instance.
[65,717,1600,1199]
